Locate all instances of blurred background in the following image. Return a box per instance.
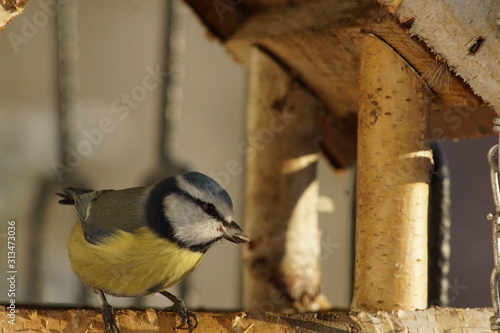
[0,0,495,312]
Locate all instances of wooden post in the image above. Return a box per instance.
[352,34,433,312]
[243,47,325,312]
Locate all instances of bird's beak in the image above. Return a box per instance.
[222,221,250,244]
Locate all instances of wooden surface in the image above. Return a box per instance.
[243,47,325,312]
[0,0,28,30]
[379,0,500,114]
[184,0,498,168]
[2,306,358,332]
[353,34,433,312]
[2,306,494,332]
[225,0,479,113]
[351,307,493,332]
[184,0,497,119]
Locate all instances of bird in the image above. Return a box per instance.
[57,171,249,333]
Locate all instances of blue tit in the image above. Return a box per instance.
[57,171,249,333]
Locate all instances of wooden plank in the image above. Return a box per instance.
[431,104,496,140]
[2,306,358,332]
[226,0,389,118]
[351,307,493,332]
[182,0,498,168]
[183,0,246,40]
[3,306,494,332]
[225,0,482,112]
[379,0,500,114]
[220,0,495,165]
[183,0,495,144]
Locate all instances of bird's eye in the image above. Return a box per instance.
[203,203,216,216]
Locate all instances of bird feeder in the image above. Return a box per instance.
[179,0,500,328]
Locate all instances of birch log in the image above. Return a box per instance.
[353,34,433,312]
[379,0,500,114]
[243,47,325,312]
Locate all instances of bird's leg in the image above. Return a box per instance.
[97,289,120,333]
[160,290,198,332]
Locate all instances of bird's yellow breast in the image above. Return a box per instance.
[68,222,205,297]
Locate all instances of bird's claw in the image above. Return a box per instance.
[102,302,120,333]
[166,298,198,332]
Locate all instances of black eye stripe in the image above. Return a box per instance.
[202,202,217,217]
[198,200,223,221]
[177,191,224,222]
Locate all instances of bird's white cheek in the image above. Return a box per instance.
[163,195,198,225]
[162,195,227,246]
[174,218,222,245]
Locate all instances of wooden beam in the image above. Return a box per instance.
[243,47,325,312]
[225,0,482,112]
[219,0,495,167]
[182,0,246,40]
[3,306,494,331]
[350,307,493,331]
[183,0,498,169]
[379,0,500,113]
[3,306,353,332]
[353,34,433,312]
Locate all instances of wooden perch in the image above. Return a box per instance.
[2,306,494,332]
[0,0,28,30]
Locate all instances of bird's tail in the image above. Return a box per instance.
[56,187,94,205]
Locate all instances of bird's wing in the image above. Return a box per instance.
[82,187,149,244]
[74,190,106,222]
[57,187,104,222]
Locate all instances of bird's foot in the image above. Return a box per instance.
[101,298,119,333]
[163,293,198,332]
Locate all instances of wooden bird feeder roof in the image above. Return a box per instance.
[184,0,500,168]
[2,0,499,168]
